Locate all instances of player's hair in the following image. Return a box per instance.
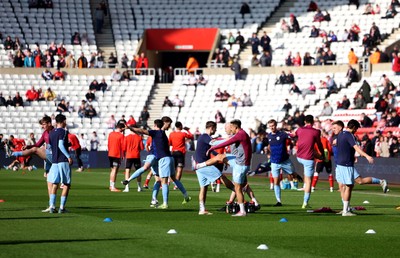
[304,115,314,124]
[162,116,172,123]
[39,115,51,124]
[347,119,361,130]
[205,121,216,129]
[267,119,277,125]
[175,121,183,129]
[55,114,66,124]
[154,119,163,129]
[332,120,344,128]
[116,123,125,129]
[230,119,241,128]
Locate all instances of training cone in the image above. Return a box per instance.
[363,200,370,204]
[257,244,269,250]
[279,218,288,222]
[103,218,113,222]
[0,199,5,203]
[167,229,177,234]
[365,229,376,234]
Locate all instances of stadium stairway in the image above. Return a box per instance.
[380,27,400,51]
[238,0,296,67]
[90,0,117,64]
[147,83,174,122]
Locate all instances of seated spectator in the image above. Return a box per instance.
[345,65,358,87]
[251,54,259,67]
[286,70,295,83]
[214,88,223,101]
[280,19,290,33]
[382,5,397,19]
[57,55,66,69]
[185,73,197,86]
[85,91,95,102]
[41,69,53,81]
[25,86,39,102]
[348,48,358,64]
[89,52,97,68]
[387,93,396,110]
[363,3,373,15]
[89,80,99,91]
[6,96,14,107]
[97,52,105,68]
[319,101,333,116]
[13,51,24,67]
[37,89,44,100]
[85,105,97,121]
[339,29,349,42]
[56,99,68,113]
[353,93,366,109]
[107,114,116,129]
[326,50,336,64]
[285,52,293,66]
[276,71,287,84]
[53,69,64,81]
[136,52,149,74]
[78,52,88,68]
[197,74,208,85]
[349,0,359,9]
[121,70,131,81]
[309,25,320,37]
[44,87,56,101]
[319,80,327,89]
[289,14,301,33]
[338,95,350,110]
[172,95,183,107]
[326,75,338,95]
[242,93,253,106]
[235,31,245,48]
[12,92,23,107]
[369,48,381,64]
[392,53,400,75]
[121,53,129,68]
[307,1,318,12]
[99,78,108,92]
[130,54,138,69]
[360,113,373,127]
[293,53,302,66]
[313,9,324,22]
[117,115,127,125]
[71,32,81,45]
[239,2,250,18]
[289,83,302,95]
[215,110,226,123]
[24,51,35,67]
[65,54,76,68]
[388,110,400,127]
[0,92,6,106]
[303,52,314,66]
[389,136,400,157]
[4,36,14,50]
[221,90,230,101]
[81,33,89,45]
[259,51,272,67]
[162,96,173,107]
[302,82,316,98]
[349,23,361,41]
[56,43,67,57]
[374,4,381,14]
[110,68,122,81]
[126,115,137,127]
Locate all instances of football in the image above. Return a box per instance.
[12,166,18,171]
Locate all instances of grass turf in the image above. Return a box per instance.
[0,169,399,258]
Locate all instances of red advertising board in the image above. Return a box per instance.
[146,28,218,51]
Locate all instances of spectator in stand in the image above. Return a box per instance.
[281,19,290,33]
[235,31,245,49]
[251,54,259,67]
[319,79,327,89]
[130,54,138,70]
[293,52,302,66]
[302,81,316,99]
[363,3,373,15]
[348,48,358,65]
[375,96,389,114]
[184,73,198,86]
[358,80,371,103]
[360,113,373,127]
[326,50,336,65]
[222,90,230,101]
[107,52,118,68]
[77,52,88,68]
[57,55,66,69]
[110,68,122,81]
[382,5,397,19]
[370,23,381,46]
[345,65,358,87]
[227,32,236,50]
[242,93,253,106]
[313,9,325,22]
[99,78,108,92]
[106,115,116,129]
[12,92,23,107]
[197,73,208,85]
[56,43,67,57]
[215,110,225,123]
[25,86,39,102]
[303,52,314,66]
[120,53,129,68]
[260,31,271,52]
[6,96,14,107]
[319,101,333,116]
[338,95,351,110]
[375,135,390,157]
[0,92,6,107]
[307,1,318,12]
[85,90,95,102]
[309,25,319,37]
[249,33,260,55]
[79,134,88,151]
[353,92,366,109]
[4,36,14,50]
[96,51,104,68]
[85,105,97,122]
[289,83,302,95]
[259,51,272,67]
[13,51,24,67]
[389,137,400,157]
[388,110,400,127]
[285,51,293,66]
[387,93,396,110]
[13,37,23,50]
[286,70,295,83]
[392,53,400,75]
[369,48,381,64]
[24,51,35,67]
[289,13,300,33]
[162,96,173,107]
[137,52,149,74]
[374,4,381,14]
[40,69,53,81]
[53,69,64,81]
[172,94,183,108]
[90,131,100,151]
[276,71,287,84]
[95,4,105,33]
[349,23,361,41]
[215,53,226,67]
[214,88,223,101]
[126,115,136,127]
[139,106,150,130]
[56,99,68,113]
[239,2,250,18]
[65,53,76,68]
[71,32,81,45]
[282,98,292,115]
[121,70,131,81]
[116,115,127,126]
[339,29,349,42]
[44,87,56,101]
[349,0,359,9]
[231,58,241,80]
[89,80,99,91]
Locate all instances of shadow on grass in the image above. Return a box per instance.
[0,237,137,246]
[0,217,63,221]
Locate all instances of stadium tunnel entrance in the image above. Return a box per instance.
[156,51,209,70]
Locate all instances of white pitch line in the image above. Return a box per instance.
[353,190,400,198]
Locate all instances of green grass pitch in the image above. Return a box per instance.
[0,169,399,258]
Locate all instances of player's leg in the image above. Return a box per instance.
[143,170,153,189]
[311,161,322,192]
[326,161,334,192]
[198,185,212,215]
[158,157,172,208]
[75,148,84,172]
[355,172,388,193]
[133,159,142,192]
[297,158,314,208]
[337,165,356,216]
[123,167,131,192]
[109,157,121,192]
[271,163,282,206]
[219,174,235,191]
[46,164,60,213]
[231,164,248,216]
[123,155,155,185]
[58,162,71,213]
[243,184,260,208]
[12,147,47,160]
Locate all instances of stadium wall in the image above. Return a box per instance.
[2,150,399,184]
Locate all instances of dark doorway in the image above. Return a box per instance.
[160,51,209,70]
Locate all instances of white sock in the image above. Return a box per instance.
[290,181,294,188]
[343,201,349,213]
[110,181,115,188]
[125,185,129,190]
[137,182,141,188]
[199,201,205,212]
[251,198,259,206]
[239,203,245,213]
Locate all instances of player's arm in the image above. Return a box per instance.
[209,133,241,152]
[315,133,325,159]
[353,145,374,164]
[58,139,73,165]
[184,128,194,139]
[128,126,149,135]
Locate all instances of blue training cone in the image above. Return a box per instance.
[279,218,288,222]
[103,218,113,222]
